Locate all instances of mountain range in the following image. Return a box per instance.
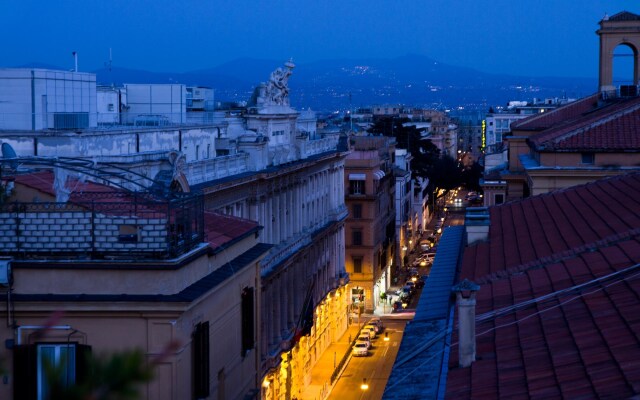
[20,55,598,112]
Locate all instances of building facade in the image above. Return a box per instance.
[344,135,396,314]
[0,61,351,400]
[0,170,269,400]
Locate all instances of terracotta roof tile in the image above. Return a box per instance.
[447,173,640,399]
[511,94,600,131]
[528,96,640,151]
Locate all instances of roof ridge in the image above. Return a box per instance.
[542,98,640,148]
[511,93,599,130]
[475,227,640,285]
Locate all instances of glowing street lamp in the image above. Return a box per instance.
[360,378,369,391]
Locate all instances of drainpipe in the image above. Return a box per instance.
[452,279,480,368]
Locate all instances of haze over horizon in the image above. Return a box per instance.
[2,1,637,80]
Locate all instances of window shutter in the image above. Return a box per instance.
[193,322,210,399]
[75,344,92,386]
[241,287,255,355]
[13,344,37,400]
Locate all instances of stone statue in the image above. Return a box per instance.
[264,60,295,106]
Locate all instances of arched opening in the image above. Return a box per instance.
[613,43,637,86]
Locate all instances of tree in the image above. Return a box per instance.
[461,161,484,193]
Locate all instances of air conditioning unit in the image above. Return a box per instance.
[0,259,10,286]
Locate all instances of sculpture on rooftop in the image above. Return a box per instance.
[264,60,295,107]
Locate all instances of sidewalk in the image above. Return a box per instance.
[297,322,368,400]
[299,214,443,399]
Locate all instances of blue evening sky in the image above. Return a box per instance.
[1,0,636,78]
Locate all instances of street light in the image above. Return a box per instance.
[384,332,390,341]
[361,378,369,391]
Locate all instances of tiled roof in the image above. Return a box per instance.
[509,93,640,151]
[204,211,260,250]
[446,173,640,399]
[530,96,640,151]
[510,94,600,131]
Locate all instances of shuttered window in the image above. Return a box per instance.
[193,321,210,399]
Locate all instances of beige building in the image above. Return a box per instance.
[0,170,269,400]
[0,61,351,400]
[344,135,396,314]
[491,11,640,202]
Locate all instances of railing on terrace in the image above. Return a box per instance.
[0,112,223,131]
[0,192,204,260]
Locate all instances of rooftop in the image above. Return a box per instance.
[446,172,640,399]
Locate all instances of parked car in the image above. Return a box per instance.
[366,319,382,333]
[357,335,371,348]
[369,317,384,331]
[362,324,377,339]
[359,330,372,342]
[352,342,369,357]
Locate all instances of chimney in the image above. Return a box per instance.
[465,207,490,245]
[452,279,480,368]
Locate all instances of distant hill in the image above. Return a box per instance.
[20,55,599,112]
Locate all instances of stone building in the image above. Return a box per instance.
[492,11,640,202]
[0,169,269,400]
[0,60,350,400]
[344,135,396,314]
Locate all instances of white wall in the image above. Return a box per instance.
[0,68,97,130]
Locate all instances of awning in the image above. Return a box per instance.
[348,173,366,180]
[373,170,386,180]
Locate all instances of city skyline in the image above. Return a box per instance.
[2,0,636,79]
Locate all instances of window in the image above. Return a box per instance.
[349,180,365,195]
[495,193,504,205]
[241,287,255,356]
[107,103,114,112]
[13,342,91,400]
[118,224,139,243]
[193,321,210,399]
[352,204,362,219]
[38,344,76,399]
[353,257,363,274]
[581,152,595,164]
[352,230,362,246]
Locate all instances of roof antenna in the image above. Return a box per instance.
[104,48,112,72]
[72,51,78,72]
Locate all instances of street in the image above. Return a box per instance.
[329,318,407,400]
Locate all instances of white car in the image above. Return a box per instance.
[352,342,369,357]
[362,325,377,339]
[356,336,371,348]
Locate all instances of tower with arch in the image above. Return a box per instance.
[597,11,640,91]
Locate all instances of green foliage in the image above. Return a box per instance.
[47,350,154,400]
